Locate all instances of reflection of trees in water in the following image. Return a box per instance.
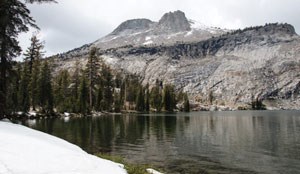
[26,111,300,173]
[165,116,177,137]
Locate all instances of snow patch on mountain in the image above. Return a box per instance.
[145,36,152,41]
[143,40,154,45]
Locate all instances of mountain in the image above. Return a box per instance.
[51,11,300,110]
[91,10,227,49]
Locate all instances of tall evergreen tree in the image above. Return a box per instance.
[113,90,122,113]
[37,61,53,114]
[150,86,162,112]
[54,70,70,113]
[18,64,31,112]
[24,34,44,111]
[70,60,80,113]
[30,59,40,110]
[78,76,88,114]
[183,93,190,112]
[120,76,126,110]
[0,0,35,117]
[145,84,150,112]
[101,64,114,111]
[0,0,55,118]
[7,63,22,113]
[162,84,176,112]
[125,75,139,103]
[23,34,44,73]
[95,86,103,111]
[136,85,145,112]
[85,47,100,110]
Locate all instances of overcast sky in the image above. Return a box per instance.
[18,0,300,59]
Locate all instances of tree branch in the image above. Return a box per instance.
[25,0,57,4]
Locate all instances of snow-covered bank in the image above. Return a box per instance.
[0,121,127,174]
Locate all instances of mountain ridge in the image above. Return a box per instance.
[92,10,227,49]
[51,11,300,110]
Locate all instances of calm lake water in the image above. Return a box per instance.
[22,111,300,174]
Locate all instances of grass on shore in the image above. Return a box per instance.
[95,153,163,174]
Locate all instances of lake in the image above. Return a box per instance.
[21,111,300,174]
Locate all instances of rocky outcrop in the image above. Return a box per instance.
[156,10,191,33]
[111,19,155,35]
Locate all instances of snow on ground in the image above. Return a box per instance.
[145,36,152,41]
[189,20,208,30]
[189,19,229,34]
[143,40,154,45]
[185,30,193,37]
[146,168,164,174]
[28,112,37,117]
[0,121,127,174]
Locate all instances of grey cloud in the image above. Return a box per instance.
[19,0,300,58]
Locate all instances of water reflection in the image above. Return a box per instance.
[24,111,300,174]
[63,116,70,123]
[26,119,36,127]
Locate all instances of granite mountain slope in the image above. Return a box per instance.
[51,11,300,110]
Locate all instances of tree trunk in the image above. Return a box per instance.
[0,42,7,118]
[89,58,93,110]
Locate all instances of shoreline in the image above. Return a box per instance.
[4,107,298,121]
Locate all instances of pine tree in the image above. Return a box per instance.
[23,34,44,73]
[114,72,124,112]
[0,0,55,118]
[54,70,70,113]
[115,73,122,88]
[61,70,71,112]
[37,61,53,114]
[170,85,177,110]
[30,59,40,110]
[18,64,31,112]
[113,90,121,113]
[162,84,176,112]
[136,85,145,112]
[70,60,80,113]
[208,90,213,105]
[78,76,88,114]
[22,33,44,111]
[101,64,114,111]
[85,47,100,110]
[95,86,103,111]
[125,75,139,104]
[145,84,150,112]
[183,93,190,112]
[8,63,22,113]
[0,0,36,117]
[150,86,162,112]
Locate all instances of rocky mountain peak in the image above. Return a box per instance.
[157,10,191,33]
[111,18,154,35]
[262,23,296,35]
